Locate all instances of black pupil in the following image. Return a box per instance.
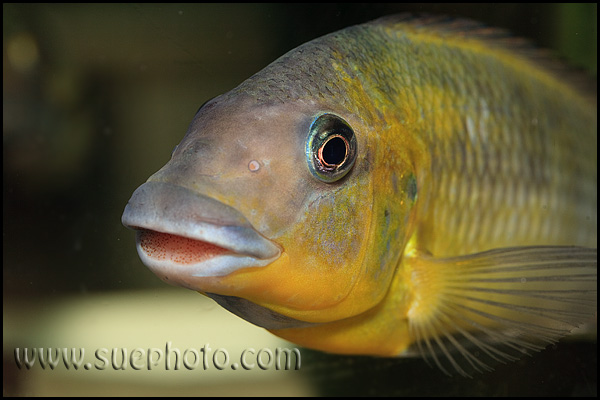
[322,136,347,166]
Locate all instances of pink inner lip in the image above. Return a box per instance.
[138,230,230,265]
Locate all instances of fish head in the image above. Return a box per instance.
[122,88,417,328]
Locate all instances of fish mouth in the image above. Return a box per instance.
[121,181,281,283]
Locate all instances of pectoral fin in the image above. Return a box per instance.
[405,246,597,377]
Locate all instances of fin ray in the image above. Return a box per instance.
[406,246,597,377]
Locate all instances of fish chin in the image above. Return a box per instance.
[122,181,282,282]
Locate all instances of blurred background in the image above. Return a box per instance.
[3,3,596,396]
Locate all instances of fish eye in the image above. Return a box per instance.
[306,113,357,183]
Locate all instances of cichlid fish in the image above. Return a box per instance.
[122,15,597,376]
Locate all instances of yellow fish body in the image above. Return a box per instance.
[122,16,597,376]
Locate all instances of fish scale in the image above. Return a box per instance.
[413,38,596,254]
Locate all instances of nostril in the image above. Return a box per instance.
[248,160,261,172]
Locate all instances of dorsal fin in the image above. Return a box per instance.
[367,14,597,103]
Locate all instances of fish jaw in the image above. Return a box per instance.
[121,181,281,288]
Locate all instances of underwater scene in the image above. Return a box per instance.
[3,4,596,396]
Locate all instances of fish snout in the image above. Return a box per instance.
[121,181,281,282]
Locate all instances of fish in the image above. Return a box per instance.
[122,15,597,376]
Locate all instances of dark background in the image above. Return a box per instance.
[3,3,596,396]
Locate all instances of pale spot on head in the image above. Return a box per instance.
[248,160,261,172]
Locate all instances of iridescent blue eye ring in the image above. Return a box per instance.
[306,113,357,183]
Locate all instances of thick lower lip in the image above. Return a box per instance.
[137,230,231,265]
[122,181,281,280]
